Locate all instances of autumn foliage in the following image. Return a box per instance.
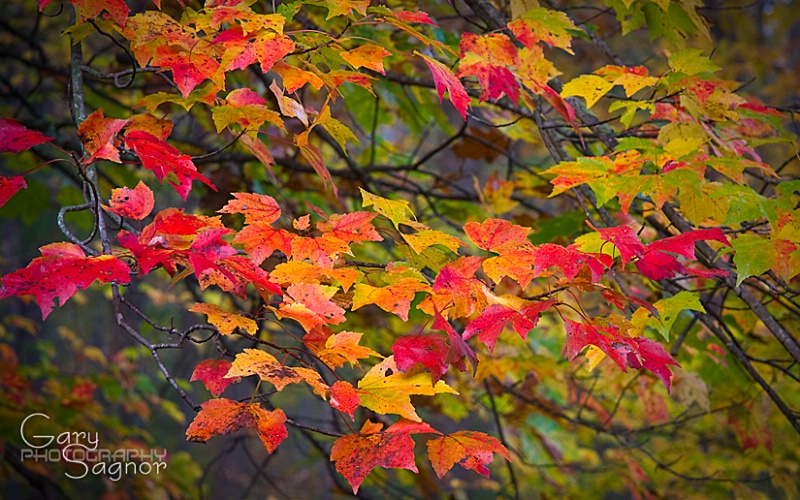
[0,0,799,497]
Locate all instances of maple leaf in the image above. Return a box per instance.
[392,334,450,382]
[463,300,556,354]
[188,302,257,335]
[561,74,615,109]
[211,88,283,133]
[392,11,437,25]
[277,283,346,331]
[402,229,463,255]
[589,222,645,265]
[0,242,130,319]
[190,359,240,396]
[221,255,283,300]
[269,261,360,292]
[118,208,223,275]
[125,113,173,141]
[152,45,221,99]
[226,348,329,399]
[233,224,294,265]
[351,279,429,321]
[323,0,369,19]
[212,26,294,74]
[272,61,324,94]
[415,51,470,121]
[357,356,458,422]
[186,398,287,454]
[457,32,520,104]
[0,176,27,208]
[77,109,128,163]
[290,234,352,268]
[631,291,705,341]
[635,229,731,280]
[316,211,382,243]
[533,244,611,282]
[482,245,538,289]
[0,118,53,153]
[103,181,154,220]
[427,431,511,478]
[330,419,440,494]
[330,380,361,419]
[71,0,130,27]
[124,130,216,200]
[429,256,486,319]
[340,43,392,75]
[218,192,282,225]
[432,309,478,376]
[464,218,530,252]
[239,133,277,180]
[318,331,381,368]
[564,320,680,392]
[508,7,576,53]
[360,188,419,228]
[187,228,239,290]
[315,104,359,155]
[122,11,196,68]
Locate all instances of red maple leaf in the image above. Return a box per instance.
[393,11,437,25]
[433,308,478,375]
[0,176,27,208]
[431,256,485,318]
[330,380,361,420]
[118,208,223,275]
[636,229,731,280]
[0,242,131,319]
[415,51,470,120]
[533,244,611,282]
[589,222,645,265]
[393,334,450,382]
[463,299,556,353]
[564,319,680,392]
[457,33,520,104]
[152,45,221,98]
[103,181,154,220]
[190,359,240,396]
[0,118,54,153]
[330,419,440,494]
[124,130,216,200]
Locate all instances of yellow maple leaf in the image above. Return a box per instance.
[189,302,257,335]
[226,348,329,399]
[357,356,458,422]
[318,331,381,368]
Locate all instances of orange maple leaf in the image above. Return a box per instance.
[188,302,257,335]
[318,331,381,368]
[186,398,287,454]
[340,43,392,75]
[351,279,430,321]
[426,431,511,478]
[226,348,329,399]
[330,419,440,494]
